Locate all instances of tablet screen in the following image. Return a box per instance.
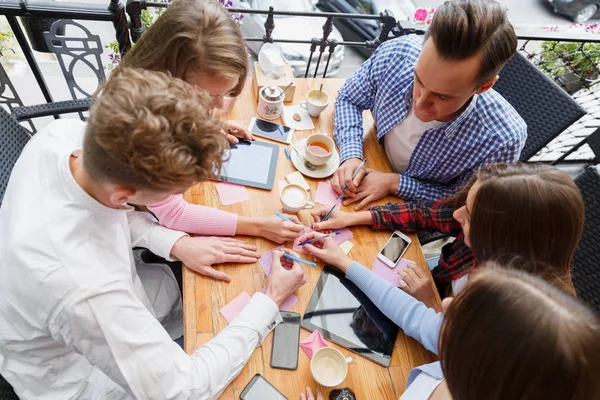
[217,140,279,190]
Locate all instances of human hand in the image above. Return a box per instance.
[170,236,260,282]
[398,263,441,311]
[300,387,324,400]
[265,249,307,307]
[343,168,399,210]
[222,120,254,143]
[300,231,353,273]
[331,158,366,197]
[260,214,305,243]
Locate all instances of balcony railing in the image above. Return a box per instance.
[0,0,599,164]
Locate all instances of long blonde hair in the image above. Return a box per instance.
[120,0,248,96]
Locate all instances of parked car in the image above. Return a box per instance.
[233,0,345,77]
[545,0,600,23]
[316,0,417,58]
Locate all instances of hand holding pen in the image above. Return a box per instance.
[322,159,367,222]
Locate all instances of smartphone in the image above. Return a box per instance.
[377,230,412,268]
[248,117,294,144]
[270,311,301,370]
[240,373,287,400]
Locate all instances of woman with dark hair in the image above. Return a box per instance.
[309,162,584,307]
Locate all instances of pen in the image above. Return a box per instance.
[340,158,368,193]
[322,159,367,222]
[275,210,291,222]
[299,231,341,246]
[283,253,317,267]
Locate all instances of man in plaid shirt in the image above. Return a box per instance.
[331,0,527,209]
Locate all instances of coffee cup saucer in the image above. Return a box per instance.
[290,138,340,179]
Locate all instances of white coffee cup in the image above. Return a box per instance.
[304,134,334,166]
[280,184,315,214]
[310,347,350,388]
[300,89,330,117]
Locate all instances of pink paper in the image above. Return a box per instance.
[278,180,288,194]
[259,245,285,276]
[293,228,354,254]
[215,182,249,206]
[260,288,298,311]
[315,182,340,206]
[300,330,328,359]
[219,291,251,323]
[372,258,415,287]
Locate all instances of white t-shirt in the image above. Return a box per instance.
[0,120,281,399]
[400,370,444,400]
[384,105,446,174]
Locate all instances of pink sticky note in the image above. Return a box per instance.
[278,180,288,195]
[215,182,249,206]
[259,245,285,276]
[372,258,415,287]
[293,228,354,254]
[315,182,340,206]
[300,330,328,359]
[219,291,251,323]
[260,288,298,311]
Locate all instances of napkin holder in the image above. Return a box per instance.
[253,62,295,103]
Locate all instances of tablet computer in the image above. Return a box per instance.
[301,266,398,367]
[248,117,294,144]
[216,139,279,190]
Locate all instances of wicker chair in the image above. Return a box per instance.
[572,166,600,313]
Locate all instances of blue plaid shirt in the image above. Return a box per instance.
[334,35,527,201]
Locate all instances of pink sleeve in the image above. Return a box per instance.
[147,194,238,236]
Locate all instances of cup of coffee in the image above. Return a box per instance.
[310,347,349,388]
[305,134,334,166]
[280,184,315,214]
[300,89,330,117]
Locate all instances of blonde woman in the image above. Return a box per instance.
[119,0,304,281]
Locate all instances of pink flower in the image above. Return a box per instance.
[414,8,429,22]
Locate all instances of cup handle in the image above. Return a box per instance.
[304,201,315,210]
[299,101,307,110]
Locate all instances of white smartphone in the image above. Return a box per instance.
[377,231,412,268]
[248,117,294,144]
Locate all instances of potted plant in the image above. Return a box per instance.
[535,40,600,94]
[20,16,65,53]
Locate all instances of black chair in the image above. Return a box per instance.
[572,165,600,313]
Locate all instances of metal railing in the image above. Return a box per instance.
[0,1,599,163]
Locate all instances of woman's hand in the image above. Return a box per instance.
[223,120,254,143]
[309,208,371,231]
[259,214,305,243]
[399,263,442,312]
[300,231,353,273]
[300,387,324,400]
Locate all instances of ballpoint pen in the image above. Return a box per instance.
[298,231,341,246]
[283,253,317,267]
[275,210,291,222]
[322,159,367,222]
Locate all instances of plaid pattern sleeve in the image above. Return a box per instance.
[369,200,462,235]
[432,237,475,282]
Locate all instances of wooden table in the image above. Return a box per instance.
[183,78,438,399]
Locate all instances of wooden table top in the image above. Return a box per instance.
[182,78,437,400]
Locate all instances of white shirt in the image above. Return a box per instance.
[400,371,443,400]
[384,105,445,174]
[0,120,281,400]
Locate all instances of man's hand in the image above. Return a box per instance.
[331,158,366,197]
[309,208,371,231]
[343,168,399,210]
[398,263,442,311]
[264,249,306,307]
[170,236,260,282]
[300,387,324,400]
[222,120,254,143]
[300,231,353,273]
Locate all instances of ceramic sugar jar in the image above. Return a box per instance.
[257,85,284,120]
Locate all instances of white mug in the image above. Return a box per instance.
[280,184,314,214]
[304,134,334,166]
[310,347,351,388]
[300,89,330,117]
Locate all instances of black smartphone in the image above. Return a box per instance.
[270,311,301,370]
[240,373,287,400]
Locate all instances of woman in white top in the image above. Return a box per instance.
[302,264,600,400]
